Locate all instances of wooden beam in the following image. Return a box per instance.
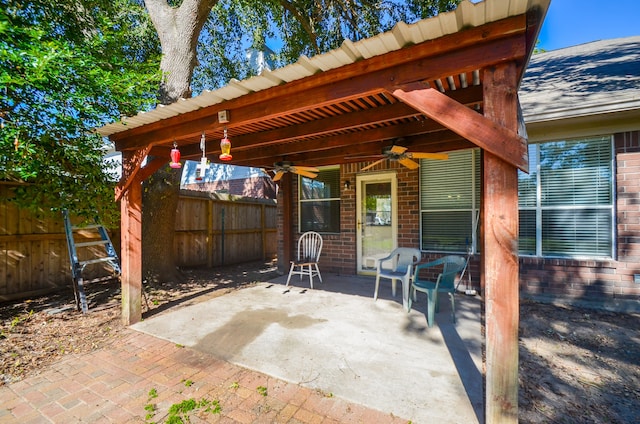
[390,86,529,172]
[256,132,472,168]
[220,102,423,151]
[482,62,521,423]
[114,30,524,151]
[170,85,483,161]
[116,154,166,202]
[115,147,151,202]
[213,119,445,164]
[161,85,482,167]
[120,174,143,325]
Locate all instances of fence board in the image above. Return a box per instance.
[0,186,277,300]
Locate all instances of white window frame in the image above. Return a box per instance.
[518,136,615,259]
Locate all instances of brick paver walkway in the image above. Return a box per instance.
[0,330,409,423]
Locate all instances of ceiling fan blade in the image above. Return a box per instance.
[398,157,420,170]
[408,152,449,160]
[293,169,318,179]
[292,165,320,173]
[360,158,387,171]
[389,145,408,155]
[272,170,285,181]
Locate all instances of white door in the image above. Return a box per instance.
[356,173,397,274]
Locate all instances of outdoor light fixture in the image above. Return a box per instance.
[219,128,232,161]
[344,180,351,190]
[169,142,181,168]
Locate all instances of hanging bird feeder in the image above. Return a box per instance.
[219,128,232,161]
[169,142,181,168]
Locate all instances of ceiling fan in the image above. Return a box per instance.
[357,143,448,171]
[271,161,319,182]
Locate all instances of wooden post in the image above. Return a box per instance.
[482,62,521,422]
[282,173,293,267]
[261,204,267,260]
[120,153,143,326]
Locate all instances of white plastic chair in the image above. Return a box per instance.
[286,231,323,289]
[373,247,421,311]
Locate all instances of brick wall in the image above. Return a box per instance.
[276,133,640,310]
[276,162,423,275]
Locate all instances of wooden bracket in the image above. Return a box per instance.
[390,85,529,173]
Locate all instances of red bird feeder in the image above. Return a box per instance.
[170,142,181,168]
[219,128,232,161]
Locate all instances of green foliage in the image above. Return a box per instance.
[145,387,159,422]
[166,397,221,423]
[0,0,161,226]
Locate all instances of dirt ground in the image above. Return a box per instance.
[1,260,639,423]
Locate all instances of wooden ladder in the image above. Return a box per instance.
[62,210,121,313]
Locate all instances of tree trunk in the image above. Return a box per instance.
[141,162,183,281]
[141,0,217,281]
[145,0,217,104]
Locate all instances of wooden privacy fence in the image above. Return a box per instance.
[174,191,277,267]
[0,184,277,301]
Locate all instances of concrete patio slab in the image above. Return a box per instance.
[132,274,484,424]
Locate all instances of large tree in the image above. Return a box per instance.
[0,0,160,226]
[140,0,462,280]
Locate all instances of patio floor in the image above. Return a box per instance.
[132,273,484,424]
[0,272,483,423]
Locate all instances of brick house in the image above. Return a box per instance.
[519,36,640,311]
[288,36,640,312]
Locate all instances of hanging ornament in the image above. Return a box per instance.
[196,131,210,180]
[169,142,181,168]
[219,128,232,161]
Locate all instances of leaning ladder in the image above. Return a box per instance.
[62,210,121,313]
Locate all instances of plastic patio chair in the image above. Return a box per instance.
[286,231,323,289]
[373,247,422,311]
[409,255,467,327]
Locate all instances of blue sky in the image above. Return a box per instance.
[537,0,640,51]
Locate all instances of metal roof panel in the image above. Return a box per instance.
[98,0,548,137]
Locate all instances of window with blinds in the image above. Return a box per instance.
[419,137,614,258]
[420,149,481,253]
[518,136,614,258]
[299,167,340,233]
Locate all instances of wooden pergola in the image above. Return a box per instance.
[102,1,549,421]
